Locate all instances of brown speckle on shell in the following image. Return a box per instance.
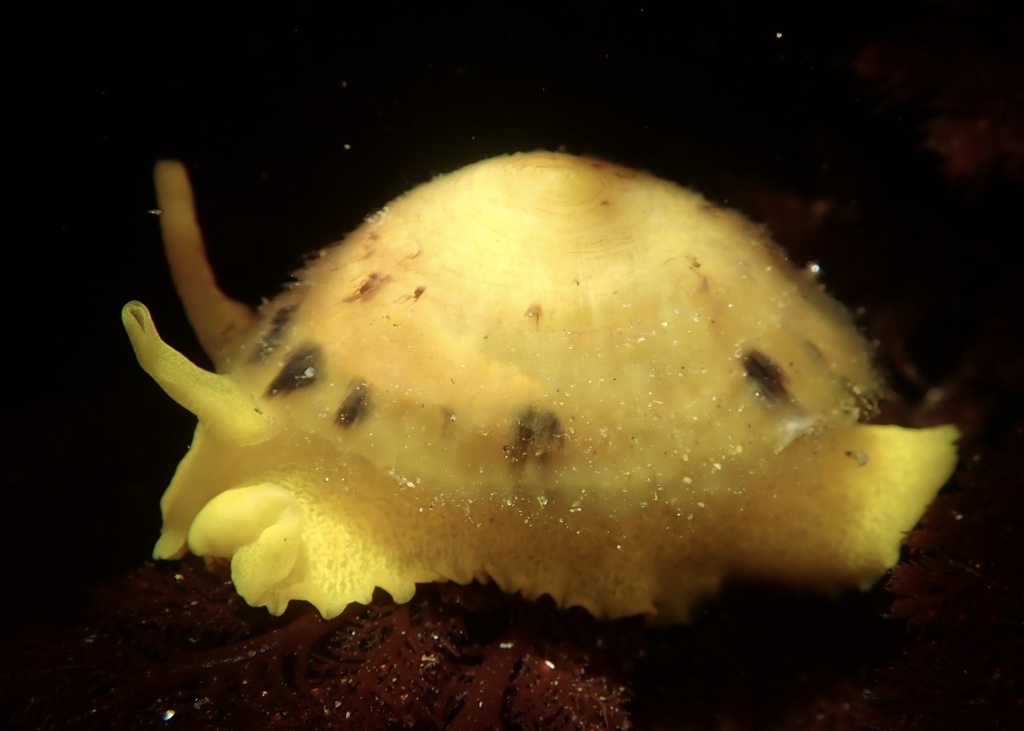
[506,407,564,464]
[395,285,427,305]
[344,272,391,302]
[265,344,322,397]
[336,380,371,427]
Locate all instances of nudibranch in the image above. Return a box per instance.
[123,151,959,623]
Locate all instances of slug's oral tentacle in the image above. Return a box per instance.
[154,160,256,366]
[122,301,273,446]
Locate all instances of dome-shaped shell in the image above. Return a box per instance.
[123,151,959,622]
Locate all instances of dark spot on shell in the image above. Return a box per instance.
[413,286,426,300]
[249,305,298,363]
[525,304,542,326]
[336,380,371,427]
[441,407,456,433]
[344,272,391,302]
[265,344,321,397]
[743,349,789,401]
[505,408,564,464]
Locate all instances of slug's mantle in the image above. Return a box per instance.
[123,152,959,623]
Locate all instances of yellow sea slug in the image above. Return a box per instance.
[123,152,959,623]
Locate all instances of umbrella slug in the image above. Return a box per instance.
[123,151,959,622]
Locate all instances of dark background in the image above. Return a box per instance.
[4,0,1019,636]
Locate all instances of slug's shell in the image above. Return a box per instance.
[123,151,958,622]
